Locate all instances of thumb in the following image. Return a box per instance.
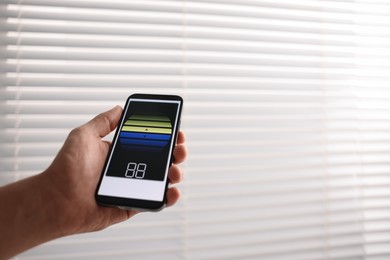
[85,106,123,137]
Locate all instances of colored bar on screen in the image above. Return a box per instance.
[120,138,168,147]
[124,120,171,128]
[120,132,171,141]
[122,126,172,134]
[129,115,170,122]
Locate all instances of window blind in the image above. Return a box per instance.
[1,0,390,259]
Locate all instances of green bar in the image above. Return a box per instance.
[125,120,171,128]
[122,126,172,134]
[129,115,170,122]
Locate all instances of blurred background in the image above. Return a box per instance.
[1,0,390,259]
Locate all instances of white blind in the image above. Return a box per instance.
[2,0,390,259]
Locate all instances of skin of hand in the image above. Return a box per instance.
[0,106,187,259]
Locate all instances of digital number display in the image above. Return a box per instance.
[125,162,147,179]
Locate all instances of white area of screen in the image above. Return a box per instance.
[97,98,181,202]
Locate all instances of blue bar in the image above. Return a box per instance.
[120,138,168,147]
[120,131,171,141]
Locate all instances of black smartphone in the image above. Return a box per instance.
[95,93,183,211]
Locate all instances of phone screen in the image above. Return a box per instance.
[96,94,182,211]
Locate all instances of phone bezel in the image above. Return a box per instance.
[95,93,183,211]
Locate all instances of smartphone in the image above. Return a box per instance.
[95,93,183,211]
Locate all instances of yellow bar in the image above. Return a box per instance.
[129,115,170,122]
[122,125,172,134]
[125,120,171,128]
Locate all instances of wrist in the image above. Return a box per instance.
[39,168,78,237]
[30,172,66,239]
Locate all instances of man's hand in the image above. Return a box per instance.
[45,105,186,235]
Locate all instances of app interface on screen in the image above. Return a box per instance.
[98,98,180,202]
